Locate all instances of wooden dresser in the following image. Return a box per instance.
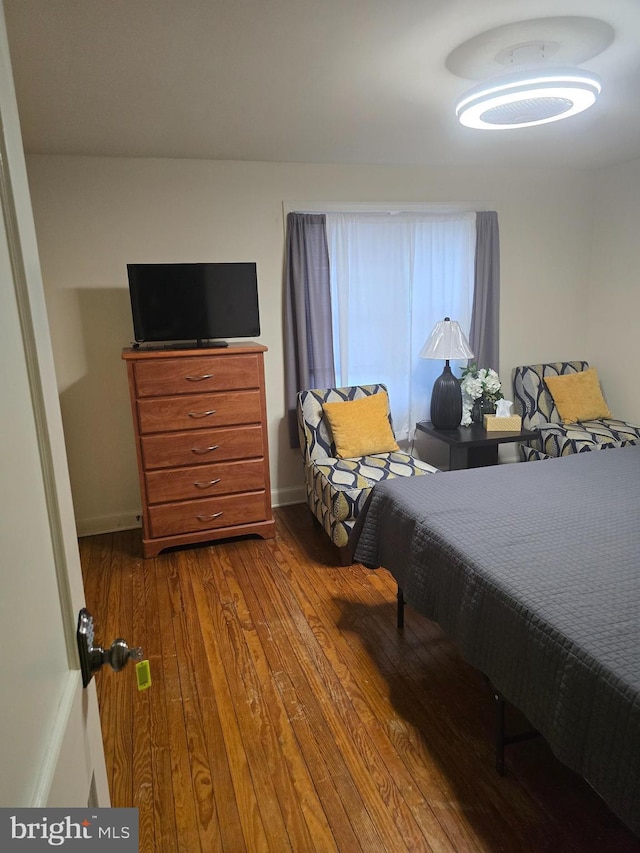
[122,343,275,557]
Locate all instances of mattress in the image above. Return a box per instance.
[352,445,640,836]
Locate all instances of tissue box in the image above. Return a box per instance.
[484,414,522,432]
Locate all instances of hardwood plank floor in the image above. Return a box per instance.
[79,506,640,852]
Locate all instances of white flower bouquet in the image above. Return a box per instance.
[459,362,504,426]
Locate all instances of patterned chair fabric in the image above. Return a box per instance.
[512,361,640,461]
[297,384,436,555]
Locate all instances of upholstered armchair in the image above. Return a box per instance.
[296,383,436,564]
[512,361,640,461]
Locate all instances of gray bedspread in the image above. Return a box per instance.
[352,445,640,836]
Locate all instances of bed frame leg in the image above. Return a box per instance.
[492,686,540,776]
[494,690,506,776]
[397,587,405,630]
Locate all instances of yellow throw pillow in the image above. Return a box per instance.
[544,368,611,424]
[322,392,400,458]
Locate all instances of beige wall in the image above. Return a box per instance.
[26,155,596,534]
[588,159,640,424]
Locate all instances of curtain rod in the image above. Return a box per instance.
[283,201,492,216]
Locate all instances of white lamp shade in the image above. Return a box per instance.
[419,317,474,360]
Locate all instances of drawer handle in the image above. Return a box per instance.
[194,478,221,489]
[196,511,223,521]
[185,374,213,382]
[191,444,220,455]
[188,410,216,418]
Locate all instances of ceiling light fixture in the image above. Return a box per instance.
[456,67,601,130]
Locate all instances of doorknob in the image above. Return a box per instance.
[76,608,143,688]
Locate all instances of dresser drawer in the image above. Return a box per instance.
[149,491,267,538]
[134,354,260,397]
[138,390,261,434]
[141,425,264,470]
[145,459,266,504]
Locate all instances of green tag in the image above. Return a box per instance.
[136,659,152,691]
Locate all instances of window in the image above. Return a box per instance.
[283,208,498,450]
[325,212,476,441]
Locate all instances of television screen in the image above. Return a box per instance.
[127,262,260,345]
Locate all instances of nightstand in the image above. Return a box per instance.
[415,421,538,471]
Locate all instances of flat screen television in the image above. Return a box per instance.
[127,262,260,347]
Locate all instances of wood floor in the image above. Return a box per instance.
[80,505,640,852]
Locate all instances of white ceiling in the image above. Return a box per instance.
[4,0,640,169]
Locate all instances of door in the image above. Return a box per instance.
[0,6,109,807]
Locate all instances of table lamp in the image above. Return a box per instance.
[419,317,473,430]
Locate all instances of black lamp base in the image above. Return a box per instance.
[430,361,462,430]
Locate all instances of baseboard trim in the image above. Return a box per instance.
[272,485,306,507]
[76,511,141,538]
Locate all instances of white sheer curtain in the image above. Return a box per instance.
[325,212,476,442]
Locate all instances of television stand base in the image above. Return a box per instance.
[131,339,230,351]
[197,339,229,348]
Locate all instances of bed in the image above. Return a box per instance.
[351,445,640,836]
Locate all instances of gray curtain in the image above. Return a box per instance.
[284,212,335,447]
[469,210,500,372]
